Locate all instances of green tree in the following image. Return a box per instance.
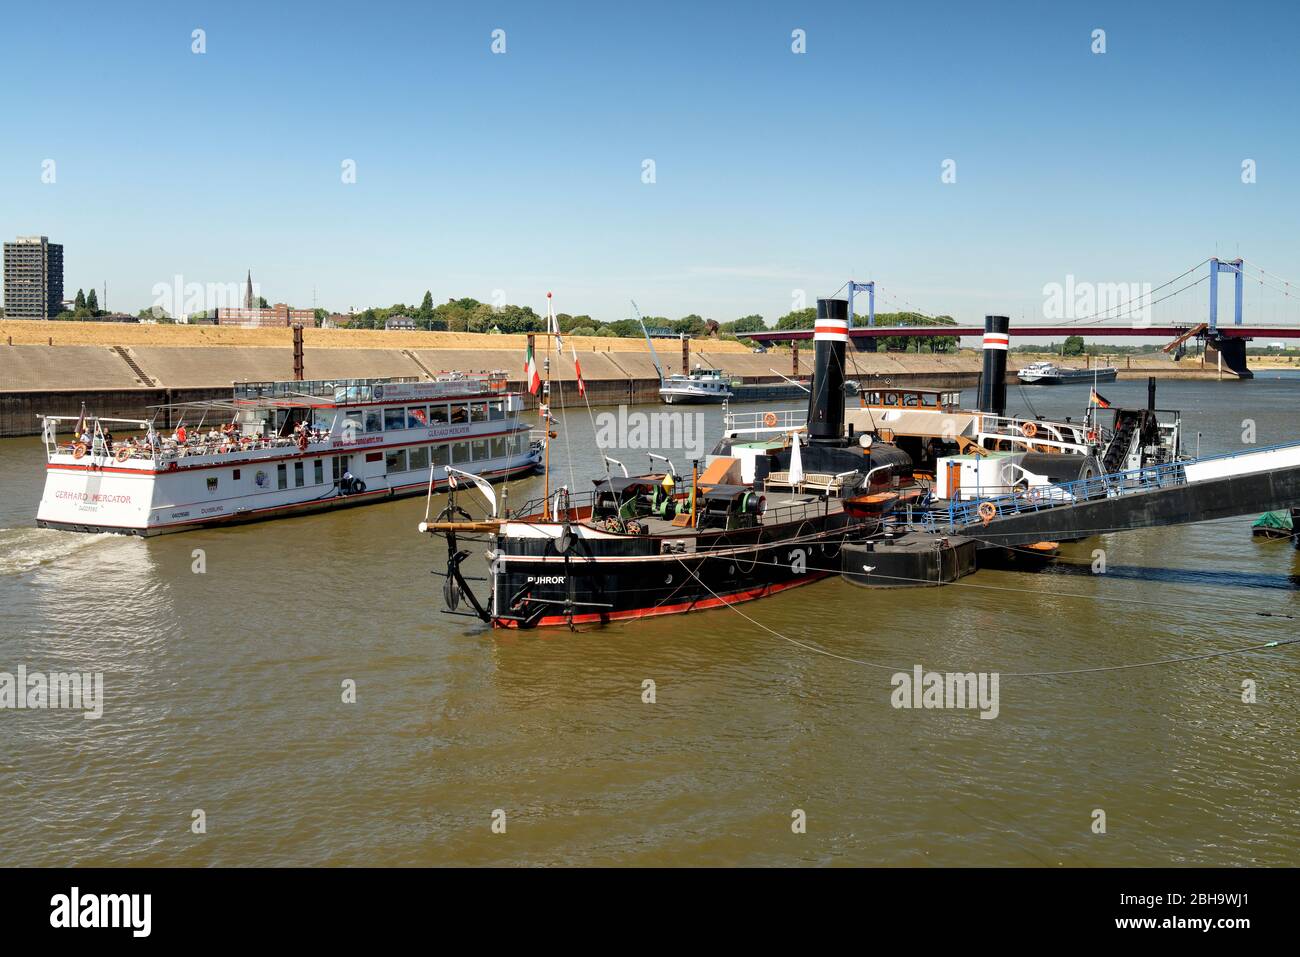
[418,291,434,329]
[74,289,86,311]
[1062,335,1086,356]
[727,314,767,334]
[86,289,98,313]
[775,308,816,330]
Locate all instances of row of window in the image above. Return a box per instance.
[327,400,507,435]
[245,435,531,491]
[383,434,527,474]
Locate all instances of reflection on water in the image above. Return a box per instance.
[1,378,1298,865]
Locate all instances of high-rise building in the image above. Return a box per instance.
[3,235,64,320]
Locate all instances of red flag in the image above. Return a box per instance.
[572,345,585,397]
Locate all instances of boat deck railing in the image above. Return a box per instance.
[507,483,834,529]
[976,414,1099,448]
[723,408,806,437]
[907,441,1300,531]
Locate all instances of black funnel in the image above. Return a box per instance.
[807,298,848,445]
[977,315,1010,417]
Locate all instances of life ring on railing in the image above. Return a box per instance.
[1086,429,1098,443]
[72,442,87,460]
[1020,421,1038,439]
[763,411,778,428]
[114,446,131,463]
[977,501,997,525]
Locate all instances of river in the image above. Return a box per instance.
[1,373,1298,865]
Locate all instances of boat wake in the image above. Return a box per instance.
[0,526,116,576]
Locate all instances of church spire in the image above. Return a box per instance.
[244,270,254,309]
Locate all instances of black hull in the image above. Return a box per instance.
[490,511,864,628]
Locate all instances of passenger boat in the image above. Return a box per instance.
[36,373,540,536]
[1017,361,1118,385]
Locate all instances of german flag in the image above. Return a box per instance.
[1089,389,1112,408]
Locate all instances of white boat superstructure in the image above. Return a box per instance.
[36,373,541,536]
[660,367,734,404]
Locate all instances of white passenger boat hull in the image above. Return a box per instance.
[36,447,540,536]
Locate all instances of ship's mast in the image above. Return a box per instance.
[544,292,553,505]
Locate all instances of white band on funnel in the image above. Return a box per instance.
[814,319,849,342]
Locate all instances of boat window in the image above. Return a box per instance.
[314,459,324,485]
[343,410,363,439]
[385,448,408,473]
[332,455,350,483]
[406,406,428,429]
[470,402,488,423]
[431,444,449,467]
[384,408,405,431]
[364,410,383,433]
[408,446,430,471]
[312,409,337,431]
[450,441,470,464]
[294,461,305,487]
[277,463,288,490]
[471,438,489,461]
[491,436,507,458]
[488,400,505,421]
[233,469,241,481]
[430,404,449,425]
[449,404,469,425]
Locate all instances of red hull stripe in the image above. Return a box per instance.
[495,571,831,628]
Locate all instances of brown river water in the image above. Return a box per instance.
[1,374,1298,866]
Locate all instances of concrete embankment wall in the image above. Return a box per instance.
[0,319,1216,437]
[1,336,991,436]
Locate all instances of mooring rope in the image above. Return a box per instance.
[669,550,1299,679]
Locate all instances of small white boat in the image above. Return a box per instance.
[659,368,734,404]
[35,373,541,536]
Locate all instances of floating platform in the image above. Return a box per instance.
[841,532,977,588]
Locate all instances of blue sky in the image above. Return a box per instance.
[2,0,1297,327]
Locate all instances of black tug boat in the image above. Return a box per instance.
[426,298,908,628]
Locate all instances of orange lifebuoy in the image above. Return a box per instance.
[763,411,778,428]
[297,434,308,452]
[1020,421,1038,439]
[114,446,131,463]
[72,442,87,460]
[1086,429,1098,442]
[977,501,997,525]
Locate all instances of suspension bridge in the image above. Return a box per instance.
[746,258,1300,378]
